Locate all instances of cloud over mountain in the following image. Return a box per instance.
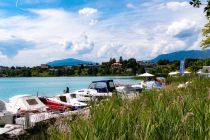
[0,0,206,66]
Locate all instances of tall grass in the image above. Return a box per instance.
[49,76,210,140]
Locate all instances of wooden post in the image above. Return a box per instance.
[24,112,30,129]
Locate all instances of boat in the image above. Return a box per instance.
[73,80,115,102]
[7,95,48,114]
[144,81,162,89]
[72,89,97,102]
[116,84,143,94]
[39,97,72,111]
[0,100,14,125]
[54,94,88,110]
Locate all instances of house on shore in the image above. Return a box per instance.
[40,64,49,69]
[111,63,122,69]
[137,61,156,67]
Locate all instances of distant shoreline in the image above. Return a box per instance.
[0,75,135,78]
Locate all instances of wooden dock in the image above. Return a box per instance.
[0,108,90,138]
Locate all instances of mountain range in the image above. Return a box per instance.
[48,58,95,67]
[48,50,210,66]
[148,49,210,62]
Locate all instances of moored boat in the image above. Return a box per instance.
[39,97,72,111]
[54,94,88,110]
[73,80,115,102]
[7,94,48,114]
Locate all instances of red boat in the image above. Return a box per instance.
[39,97,72,111]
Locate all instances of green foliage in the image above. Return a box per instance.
[157,59,170,65]
[190,0,210,16]
[0,57,147,77]
[166,74,195,84]
[150,58,210,77]
[201,21,210,49]
[49,77,210,140]
[190,0,202,8]
[190,0,210,48]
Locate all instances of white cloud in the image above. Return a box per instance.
[89,19,98,26]
[0,9,96,66]
[0,52,8,65]
[0,0,206,66]
[167,19,197,37]
[159,2,190,11]
[70,33,95,54]
[78,7,98,16]
[151,39,186,56]
[126,3,135,9]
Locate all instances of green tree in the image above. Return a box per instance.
[119,56,123,63]
[190,0,210,48]
[109,58,116,64]
[190,0,210,16]
[157,59,170,65]
[201,21,210,48]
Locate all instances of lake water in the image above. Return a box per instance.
[0,76,139,101]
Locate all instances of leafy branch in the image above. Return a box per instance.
[190,0,210,48]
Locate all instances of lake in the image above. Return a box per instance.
[0,76,139,101]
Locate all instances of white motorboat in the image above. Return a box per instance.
[7,94,48,114]
[73,80,115,102]
[53,94,88,109]
[116,84,143,94]
[116,81,144,94]
[71,89,96,102]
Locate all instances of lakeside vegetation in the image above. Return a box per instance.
[0,58,210,77]
[45,75,210,139]
[150,58,210,77]
[0,57,145,77]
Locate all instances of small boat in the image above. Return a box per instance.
[116,84,142,94]
[7,95,48,114]
[39,97,72,111]
[73,89,97,102]
[54,94,88,110]
[73,80,115,102]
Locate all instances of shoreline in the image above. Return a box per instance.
[0,75,135,78]
[0,76,138,100]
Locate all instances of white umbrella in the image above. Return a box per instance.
[168,71,179,76]
[138,72,154,77]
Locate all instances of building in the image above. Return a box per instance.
[202,66,210,73]
[84,64,101,69]
[111,63,122,69]
[137,61,156,67]
[40,64,49,69]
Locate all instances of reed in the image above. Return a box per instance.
[49,76,210,140]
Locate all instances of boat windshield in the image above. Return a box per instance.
[26,99,38,105]
[59,96,67,102]
[95,82,108,93]
[109,81,115,88]
[89,82,108,93]
[89,83,96,89]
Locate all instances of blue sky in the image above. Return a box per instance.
[0,0,206,66]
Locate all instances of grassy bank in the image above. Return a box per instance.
[49,76,210,140]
